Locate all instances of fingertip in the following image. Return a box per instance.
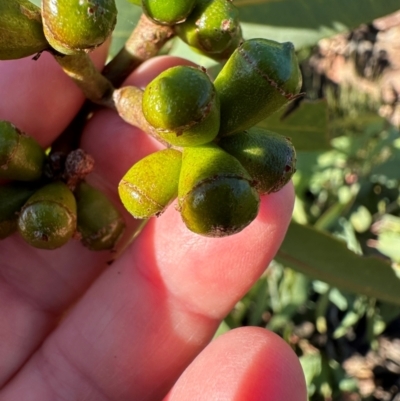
[257,181,295,239]
[166,327,307,401]
[127,181,295,320]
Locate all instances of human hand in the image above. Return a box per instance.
[0,45,306,401]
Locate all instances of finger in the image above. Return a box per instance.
[0,46,108,147]
[2,184,295,401]
[0,55,196,388]
[165,327,307,401]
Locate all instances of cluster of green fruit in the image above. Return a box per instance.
[0,0,302,247]
[0,121,125,250]
[119,37,301,236]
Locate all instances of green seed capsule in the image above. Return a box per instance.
[179,143,260,237]
[0,121,45,181]
[214,38,302,136]
[18,182,77,250]
[175,0,242,61]
[0,0,49,60]
[218,128,296,194]
[42,0,117,55]
[76,182,125,251]
[142,66,220,147]
[142,0,196,25]
[119,149,182,219]
[0,183,37,240]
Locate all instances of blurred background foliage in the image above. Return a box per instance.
[30,0,400,399]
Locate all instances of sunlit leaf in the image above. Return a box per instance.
[258,100,331,151]
[235,0,400,49]
[276,222,400,305]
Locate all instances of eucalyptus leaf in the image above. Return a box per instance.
[235,0,400,49]
[258,100,331,151]
[276,222,400,305]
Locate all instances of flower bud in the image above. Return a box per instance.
[18,181,77,249]
[214,38,302,135]
[0,183,36,239]
[218,127,296,194]
[175,0,242,61]
[0,121,45,181]
[142,66,220,147]
[76,182,125,251]
[178,144,260,237]
[142,0,196,25]
[42,0,117,55]
[119,149,182,219]
[0,0,49,60]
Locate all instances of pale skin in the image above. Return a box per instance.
[0,44,307,400]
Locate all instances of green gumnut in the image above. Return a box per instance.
[119,149,182,219]
[214,38,302,136]
[218,127,296,194]
[0,0,49,60]
[42,0,117,55]
[0,183,37,240]
[18,181,77,250]
[76,182,125,251]
[178,143,260,237]
[0,121,45,181]
[142,66,220,147]
[175,0,242,61]
[142,0,196,25]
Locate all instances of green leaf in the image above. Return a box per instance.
[213,319,231,338]
[235,0,400,49]
[276,222,400,305]
[258,100,331,151]
[168,38,221,69]
[299,353,322,397]
[110,0,142,58]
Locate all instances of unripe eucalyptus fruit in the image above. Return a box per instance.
[0,121,45,181]
[179,144,260,237]
[0,183,36,240]
[175,0,242,61]
[119,149,182,219]
[76,182,125,251]
[218,128,296,194]
[214,38,302,135]
[0,0,49,60]
[42,0,117,55]
[142,66,220,147]
[142,0,196,25]
[18,182,77,250]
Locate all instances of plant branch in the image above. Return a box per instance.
[53,52,115,108]
[102,13,175,87]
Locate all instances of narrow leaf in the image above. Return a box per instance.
[258,100,331,151]
[236,0,400,49]
[276,222,400,305]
